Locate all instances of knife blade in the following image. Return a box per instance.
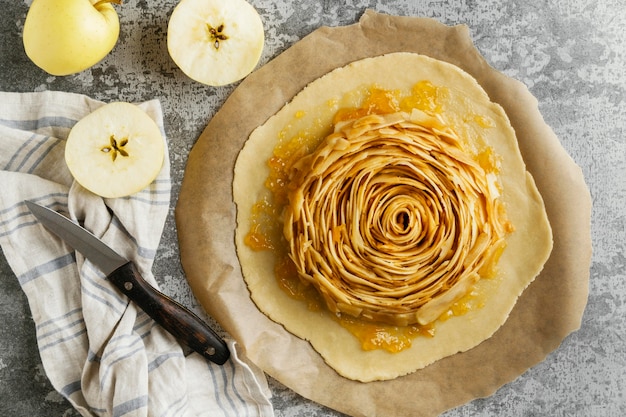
[25,200,230,365]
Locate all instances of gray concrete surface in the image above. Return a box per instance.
[1,0,625,415]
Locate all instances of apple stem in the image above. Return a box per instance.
[93,0,122,8]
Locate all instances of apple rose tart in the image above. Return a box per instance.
[284,110,511,327]
[233,52,552,381]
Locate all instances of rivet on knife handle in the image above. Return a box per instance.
[107,262,230,365]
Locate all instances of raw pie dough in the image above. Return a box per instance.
[233,52,552,382]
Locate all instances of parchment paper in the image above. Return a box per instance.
[175,10,592,417]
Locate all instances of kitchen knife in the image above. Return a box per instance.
[25,200,230,365]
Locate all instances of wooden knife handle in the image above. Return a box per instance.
[108,262,230,365]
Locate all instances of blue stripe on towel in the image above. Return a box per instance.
[147,352,185,372]
[3,133,38,171]
[207,360,245,417]
[36,309,87,352]
[2,133,63,173]
[112,395,149,417]
[36,317,85,341]
[59,379,83,397]
[81,263,129,311]
[17,253,76,285]
[26,138,64,174]
[132,312,153,335]
[228,358,252,417]
[0,116,77,131]
[98,336,146,390]
[81,284,127,316]
[0,197,68,238]
[221,363,244,417]
[101,334,144,361]
[39,326,88,352]
[13,135,52,172]
[206,362,228,415]
[36,307,83,330]
[159,393,188,417]
[108,217,158,260]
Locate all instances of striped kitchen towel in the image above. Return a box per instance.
[0,91,274,417]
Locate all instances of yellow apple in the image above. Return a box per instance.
[23,0,121,76]
[167,0,265,86]
[65,102,165,199]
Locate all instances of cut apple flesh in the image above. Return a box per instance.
[65,102,165,198]
[167,0,265,86]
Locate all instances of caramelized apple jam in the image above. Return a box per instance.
[244,81,510,353]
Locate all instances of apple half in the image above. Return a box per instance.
[167,0,265,86]
[65,102,165,199]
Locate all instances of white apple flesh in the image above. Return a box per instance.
[167,0,265,86]
[23,0,120,76]
[65,102,165,199]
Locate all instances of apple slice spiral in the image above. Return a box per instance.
[284,110,511,327]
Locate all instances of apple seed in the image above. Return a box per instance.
[101,135,129,162]
[207,23,228,50]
